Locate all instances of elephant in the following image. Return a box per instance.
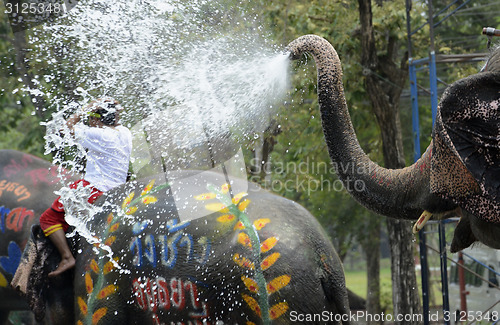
[285,35,500,253]
[0,149,351,324]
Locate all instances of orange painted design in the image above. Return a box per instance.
[217,214,235,223]
[104,236,116,246]
[98,285,117,299]
[106,213,113,225]
[232,192,247,204]
[141,179,155,196]
[246,322,256,325]
[269,302,289,320]
[90,259,99,273]
[242,294,261,317]
[267,275,291,294]
[78,296,88,315]
[241,276,259,293]
[261,252,280,271]
[205,203,229,213]
[237,232,252,248]
[121,192,135,210]
[141,195,158,204]
[125,206,138,215]
[109,223,119,233]
[85,272,93,294]
[232,253,255,270]
[92,307,107,325]
[253,218,270,230]
[238,199,251,212]
[194,192,217,201]
[77,321,83,325]
[260,237,278,253]
[234,221,245,230]
[103,258,118,275]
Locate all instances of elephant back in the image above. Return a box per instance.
[74,169,349,324]
[0,150,74,314]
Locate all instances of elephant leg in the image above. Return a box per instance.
[450,211,476,253]
[469,212,500,251]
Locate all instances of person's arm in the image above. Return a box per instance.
[65,112,82,136]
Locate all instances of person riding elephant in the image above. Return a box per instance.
[39,98,132,276]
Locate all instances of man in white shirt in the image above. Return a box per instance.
[39,99,132,276]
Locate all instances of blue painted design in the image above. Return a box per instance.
[144,234,157,267]
[0,206,10,233]
[130,237,143,267]
[0,241,22,275]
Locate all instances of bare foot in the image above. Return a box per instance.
[48,256,75,277]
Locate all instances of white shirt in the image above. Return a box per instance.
[74,124,132,191]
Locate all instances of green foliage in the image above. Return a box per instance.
[0,13,45,156]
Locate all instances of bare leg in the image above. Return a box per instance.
[47,229,75,277]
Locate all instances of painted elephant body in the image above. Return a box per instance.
[1,149,350,324]
[0,149,75,324]
[285,35,500,252]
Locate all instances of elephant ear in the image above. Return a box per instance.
[431,71,500,224]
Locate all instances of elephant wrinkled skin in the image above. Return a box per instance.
[286,35,500,252]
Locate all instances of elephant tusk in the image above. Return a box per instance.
[412,210,433,234]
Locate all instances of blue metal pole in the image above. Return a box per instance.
[410,57,430,325]
[439,221,450,325]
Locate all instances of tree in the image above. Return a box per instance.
[358,1,421,322]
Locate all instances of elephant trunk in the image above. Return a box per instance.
[286,34,439,220]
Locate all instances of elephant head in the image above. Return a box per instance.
[1,149,351,324]
[286,35,500,252]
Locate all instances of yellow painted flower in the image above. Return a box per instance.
[232,192,248,204]
[242,294,261,317]
[241,276,259,293]
[92,307,107,325]
[194,192,216,201]
[103,258,119,275]
[205,203,229,213]
[261,252,280,271]
[78,296,88,315]
[269,302,289,320]
[254,218,270,230]
[141,195,157,204]
[98,285,117,299]
[104,236,116,246]
[237,232,252,248]
[121,192,135,210]
[106,213,114,225]
[125,206,138,215]
[90,259,99,273]
[141,179,155,196]
[234,221,245,230]
[232,253,255,270]
[238,199,251,212]
[109,223,119,233]
[85,273,93,294]
[260,237,278,253]
[221,183,230,193]
[217,214,235,223]
[267,275,291,294]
